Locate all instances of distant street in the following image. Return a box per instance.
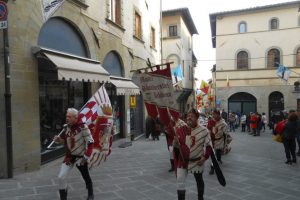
[0,128,300,200]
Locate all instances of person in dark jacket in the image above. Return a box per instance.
[145,116,155,140]
[296,109,300,156]
[282,110,298,164]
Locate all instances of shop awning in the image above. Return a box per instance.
[32,47,110,83]
[110,76,140,95]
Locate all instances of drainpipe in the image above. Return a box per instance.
[3,19,13,178]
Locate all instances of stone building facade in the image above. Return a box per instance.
[0,0,160,178]
[162,8,198,113]
[210,1,300,117]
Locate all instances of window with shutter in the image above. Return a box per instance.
[135,12,142,39]
[237,51,248,69]
[267,49,280,68]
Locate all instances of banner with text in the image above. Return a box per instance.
[138,64,180,124]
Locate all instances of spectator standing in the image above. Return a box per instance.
[261,112,267,132]
[145,116,155,140]
[281,110,298,164]
[221,109,228,123]
[228,112,236,132]
[250,112,258,136]
[241,113,246,132]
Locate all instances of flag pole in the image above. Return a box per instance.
[130,62,174,73]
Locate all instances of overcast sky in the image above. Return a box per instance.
[162,0,294,84]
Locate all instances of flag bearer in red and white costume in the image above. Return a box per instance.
[54,108,94,200]
[173,108,213,200]
[209,109,228,175]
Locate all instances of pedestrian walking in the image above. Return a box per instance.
[53,108,94,200]
[173,108,213,200]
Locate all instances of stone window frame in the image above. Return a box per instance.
[266,47,282,68]
[269,17,279,30]
[236,49,250,69]
[238,21,247,33]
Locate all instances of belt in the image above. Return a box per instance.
[189,156,202,162]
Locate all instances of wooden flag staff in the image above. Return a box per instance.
[130,62,174,73]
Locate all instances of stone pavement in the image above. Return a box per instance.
[1,128,300,200]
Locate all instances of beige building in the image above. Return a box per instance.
[0,0,160,178]
[162,8,198,113]
[210,1,300,117]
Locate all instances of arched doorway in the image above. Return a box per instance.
[269,91,284,114]
[103,51,124,139]
[228,92,256,115]
[37,17,90,163]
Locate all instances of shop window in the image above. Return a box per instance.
[108,0,121,25]
[150,26,155,48]
[39,68,89,157]
[237,51,249,69]
[169,25,177,37]
[134,11,142,39]
[267,48,280,68]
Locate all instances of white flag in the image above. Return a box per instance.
[41,0,65,21]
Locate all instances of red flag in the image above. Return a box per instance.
[78,85,114,169]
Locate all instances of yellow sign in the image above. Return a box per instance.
[130,96,136,108]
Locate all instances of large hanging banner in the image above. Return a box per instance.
[138,64,180,126]
[41,0,65,21]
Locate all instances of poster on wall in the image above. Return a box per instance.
[41,0,65,21]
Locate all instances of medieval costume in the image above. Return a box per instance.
[56,122,94,200]
[209,112,229,175]
[173,118,212,200]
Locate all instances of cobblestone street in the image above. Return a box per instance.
[1,129,300,200]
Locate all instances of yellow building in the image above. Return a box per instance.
[210,1,300,117]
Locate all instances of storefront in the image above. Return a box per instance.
[102,51,140,139]
[33,17,110,163]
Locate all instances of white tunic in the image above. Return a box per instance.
[213,119,228,150]
[186,125,211,173]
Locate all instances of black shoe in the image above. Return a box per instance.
[292,159,297,163]
[59,189,68,200]
[285,160,292,165]
[168,159,175,172]
[209,166,214,175]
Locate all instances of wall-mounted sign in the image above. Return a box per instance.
[130,96,136,108]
